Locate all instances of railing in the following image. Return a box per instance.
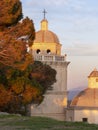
[33,54,66,62]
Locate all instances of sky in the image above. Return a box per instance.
[20,0,98,91]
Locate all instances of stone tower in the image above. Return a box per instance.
[30,11,69,121]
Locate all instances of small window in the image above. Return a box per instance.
[82,118,88,122]
[36,49,41,54]
[96,79,98,82]
[47,49,51,54]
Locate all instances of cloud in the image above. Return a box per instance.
[21,0,68,7]
[47,0,69,6]
[21,0,98,57]
[64,42,98,56]
[67,0,85,11]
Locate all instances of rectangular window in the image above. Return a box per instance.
[96,79,98,82]
[82,118,88,122]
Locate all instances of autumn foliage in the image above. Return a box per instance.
[0,0,56,115]
[0,0,22,28]
[0,0,35,67]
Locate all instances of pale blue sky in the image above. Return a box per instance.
[20,0,98,90]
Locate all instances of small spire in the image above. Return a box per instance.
[43,9,47,19]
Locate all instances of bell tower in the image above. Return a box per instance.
[29,10,69,121]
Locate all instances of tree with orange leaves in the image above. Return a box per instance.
[0,0,35,68]
[0,0,56,115]
[0,0,36,114]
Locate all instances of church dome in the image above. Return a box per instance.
[70,69,98,108]
[32,15,62,55]
[71,88,98,107]
[34,30,60,43]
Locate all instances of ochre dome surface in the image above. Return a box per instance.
[34,30,60,43]
[71,88,98,107]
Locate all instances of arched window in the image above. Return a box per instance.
[36,49,41,54]
[47,49,51,54]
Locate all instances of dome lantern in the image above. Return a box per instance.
[41,19,48,31]
[32,10,62,55]
[88,68,98,88]
[41,9,48,30]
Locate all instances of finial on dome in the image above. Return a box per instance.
[41,10,48,30]
[94,68,97,71]
[43,9,47,19]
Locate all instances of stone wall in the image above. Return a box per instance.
[29,61,69,121]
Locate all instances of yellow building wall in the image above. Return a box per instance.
[31,42,61,55]
[41,20,48,30]
[88,77,98,88]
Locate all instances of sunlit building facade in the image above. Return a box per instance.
[29,12,69,121]
[66,68,98,124]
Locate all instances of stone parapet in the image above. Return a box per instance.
[33,54,67,62]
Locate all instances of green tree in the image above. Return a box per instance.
[29,61,56,93]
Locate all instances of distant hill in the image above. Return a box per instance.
[68,86,86,101]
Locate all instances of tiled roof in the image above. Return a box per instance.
[70,88,98,107]
[88,68,98,77]
[34,30,60,43]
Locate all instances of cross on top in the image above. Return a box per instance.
[43,9,47,19]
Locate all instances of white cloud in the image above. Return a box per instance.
[47,0,69,6]
[21,0,68,7]
[21,0,98,57]
[64,42,98,56]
